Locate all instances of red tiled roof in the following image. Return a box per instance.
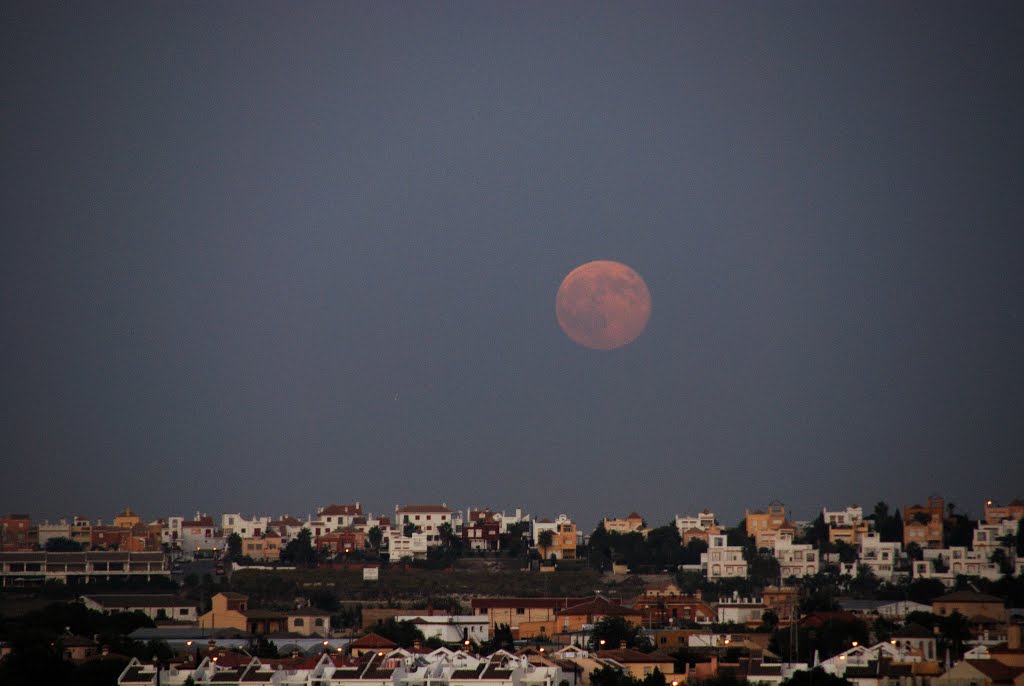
[320,504,363,516]
[350,632,398,648]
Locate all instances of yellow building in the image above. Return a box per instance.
[602,513,645,535]
[113,507,142,530]
[242,532,281,561]
[198,592,287,635]
[829,520,871,546]
[746,503,786,539]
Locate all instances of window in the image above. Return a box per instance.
[179,608,189,615]
[516,608,525,615]
[315,618,324,626]
[294,618,305,626]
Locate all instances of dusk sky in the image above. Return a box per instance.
[3,3,1023,529]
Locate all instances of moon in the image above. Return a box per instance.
[555,260,652,350]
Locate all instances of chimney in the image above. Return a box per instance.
[619,640,627,649]
[414,640,421,650]
[102,645,109,656]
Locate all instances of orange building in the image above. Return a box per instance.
[984,499,1024,525]
[904,496,945,548]
[539,521,577,560]
[746,503,786,539]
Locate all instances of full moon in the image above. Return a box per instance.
[555,260,652,350]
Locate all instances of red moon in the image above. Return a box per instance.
[555,260,652,350]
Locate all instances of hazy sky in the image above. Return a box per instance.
[3,3,1023,529]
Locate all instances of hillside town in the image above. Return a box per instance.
[1,496,1023,686]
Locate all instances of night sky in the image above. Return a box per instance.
[3,3,1023,528]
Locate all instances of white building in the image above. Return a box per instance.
[220,513,271,538]
[857,532,901,580]
[316,503,364,530]
[388,530,429,560]
[395,615,490,643]
[912,546,1001,587]
[702,534,748,580]
[395,504,453,546]
[674,510,718,535]
[716,593,764,625]
[823,506,864,528]
[774,538,819,579]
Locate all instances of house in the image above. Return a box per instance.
[891,623,937,661]
[113,507,142,530]
[288,607,331,637]
[824,505,873,546]
[0,514,33,551]
[985,500,1024,525]
[674,510,720,545]
[602,513,645,535]
[746,503,787,541]
[81,593,199,623]
[268,515,306,543]
[858,532,902,581]
[716,593,765,626]
[904,496,945,549]
[387,529,429,560]
[395,504,452,546]
[701,534,748,580]
[934,659,1024,686]
[471,597,591,639]
[221,513,271,538]
[348,631,399,657]
[543,595,643,637]
[180,513,223,553]
[241,531,282,561]
[319,503,364,530]
[463,511,502,551]
[595,648,679,681]
[913,547,1001,587]
[396,614,490,643]
[932,591,1008,623]
[533,515,578,560]
[317,528,363,555]
[198,591,288,635]
[774,537,819,579]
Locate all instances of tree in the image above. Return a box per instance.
[403,522,419,537]
[800,513,829,547]
[834,540,858,564]
[226,533,242,561]
[780,668,851,686]
[282,528,316,567]
[538,529,554,549]
[906,542,923,561]
[990,548,1012,576]
[44,536,83,552]
[368,526,384,551]
[369,619,425,648]
[590,615,652,651]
